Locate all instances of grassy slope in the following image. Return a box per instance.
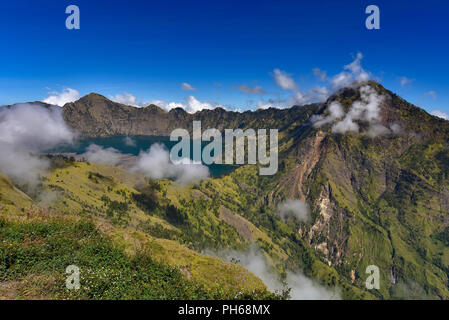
[260,83,449,300]
[1,158,371,299]
[0,166,273,299]
[193,166,375,299]
[302,129,449,299]
[6,84,447,300]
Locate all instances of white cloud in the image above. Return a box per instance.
[43,88,80,106]
[311,101,345,127]
[211,247,339,300]
[400,76,414,87]
[123,136,136,147]
[0,104,74,150]
[0,144,48,187]
[390,123,402,134]
[331,85,385,135]
[181,82,196,91]
[330,72,353,89]
[184,96,215,113]
[270,53,372,108]
[110,92,139,106]
[273,69,297,91]
[287,86,330,106]
[330,52,370,89]
[256,99,284,110]
[162,101,186,111]
[146,100,168,108]
[365,123,391,138]
[235,84,266,95]
[426,91,437,100]
[82,144,122,166]
[0,103,75,186]
[271,68,331,107]
[155,96,225,113]
[345,53,367,77]
[133,143,209,185]
[109,92,151,108]
[257,102,276,110]
[312,85,398,138]
[331,115,359,134]
[313,68,327,82]
[278,199,310,222]
[431,110,449,120]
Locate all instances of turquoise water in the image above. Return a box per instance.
[50,135,236,177]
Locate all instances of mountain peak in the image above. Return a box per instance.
[314,80,449,140]
[78,92,110,103]
[142,104,166,113]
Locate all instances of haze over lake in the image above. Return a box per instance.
[50,135,236,177]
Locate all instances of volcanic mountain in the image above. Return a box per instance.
[59,81,449,298]
[2,81,449,299]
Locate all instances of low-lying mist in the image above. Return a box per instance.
[0,103,210,188]
[208,246,340,300]
[278,199,310,222]
[0,103,75,186]
[132,143,210,185]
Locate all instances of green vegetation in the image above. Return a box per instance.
[2,82,449,300]
[0,217,275,299]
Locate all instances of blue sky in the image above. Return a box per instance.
[0,0,448,116]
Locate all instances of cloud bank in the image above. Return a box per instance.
[312,85,400,137]
[269,52,372,109]
[110,92,144,107]
[132,143,209,185]
[153,96,226,113]
[330,52,370,89]
[0,103,75,185]
[431,110,449,120]
[278,199,310,222]
[43,88,80,106]
[123,136,137,146]
[109,91,228,113]
[213,247,339,300]
[82,144,122,166]
[273,69,297,91]
[108,53,375,113]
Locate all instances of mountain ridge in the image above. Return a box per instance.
[59,81,449,139]
[3,81,449,299]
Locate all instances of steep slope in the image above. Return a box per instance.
[268,82,449,299]
[0,161,274,299]
[41,158,369,299]
[3,81,449,300]
[0,173,33,215]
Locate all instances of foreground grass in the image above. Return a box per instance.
[0,216,276,300]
